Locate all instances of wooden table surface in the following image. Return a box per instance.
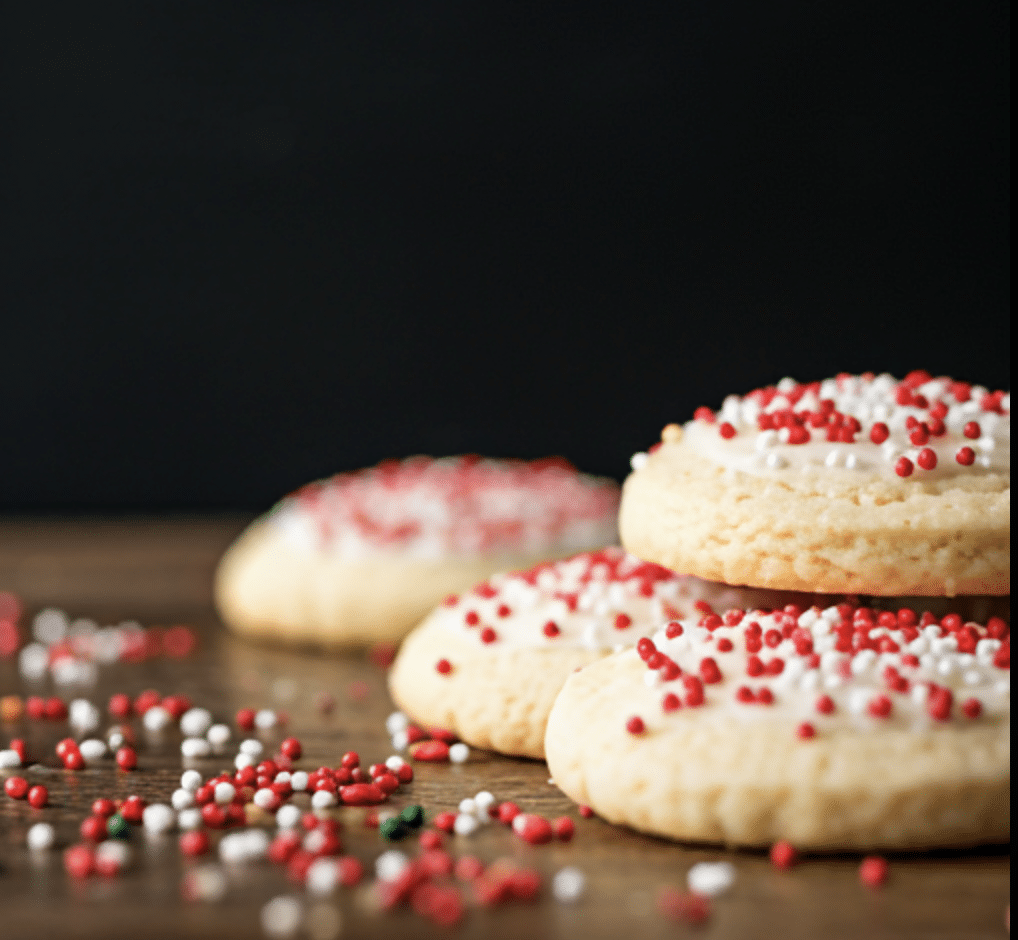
[0,518,1009,940]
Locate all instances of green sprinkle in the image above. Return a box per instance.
[106,813,129,839]
[380,818,406,842]
[399,804,424,829]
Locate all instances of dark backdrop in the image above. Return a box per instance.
[1,2,1010,512]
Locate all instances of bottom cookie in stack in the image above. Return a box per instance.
[544,603,1010,849]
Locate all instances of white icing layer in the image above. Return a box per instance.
[271,456,620,560]
[638,605,1010,732]
[677,373,1009,481]
[435,549,811,651]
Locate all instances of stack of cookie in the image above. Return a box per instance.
[546,371,1009,849]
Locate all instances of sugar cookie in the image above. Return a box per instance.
[620,372,1009,596]
[215,456,619,646]
[545,603,1010,849]
[388,548,823,758]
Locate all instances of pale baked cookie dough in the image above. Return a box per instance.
[215,456,620,646]
[620,372,1010,596]
[388,548,823,758]
[545,604,1010,849]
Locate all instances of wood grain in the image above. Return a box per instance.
[0,518,1009,939]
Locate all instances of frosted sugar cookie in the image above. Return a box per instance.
[215,456,620,646]
[620,372,1010,596]
[545,603,1010,849]
[388,548,817,758]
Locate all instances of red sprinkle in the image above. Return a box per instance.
[916,447,937,471]
[497,802,521,825]
[719,422,736,439]
[955,446,976,466]
[625,716,645,735]
[614,613,633,631]
[480,627,498,644]
[894,457,914,478]
[543,621,560,638]
[796,722,816,740]
[961,698,983,719]
[869,422,889,444]
[433,812,457,834]
[236,708,256,730]
[435,659,452,675]
[859,856,888,888]
[115,747,138,771]
[770,840,797,869]
[815,695,835,715]
[411,740,451,762]
[512,813,553,845]
[63,845,95,879]
[553,817,575,842]
[27,785,49,809]
[180,831,210,856]
[4,777,28,800]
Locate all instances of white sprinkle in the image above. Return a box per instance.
[181,737,212,759]
[143,706,172,733]
[207,724,231,747]
[27,822,55,850]
[391,730,410,751]
[687,861,736,896]
[630,452,648,471]
[244,829,270,859]
[848,688,871,715]
[911,683,930,706]
[458,798,477,816]
[178,808,203,831]
[19,644,50,682]
[261,896,302,937]
[384,755,405,772]
[0,749,22,769]
[290,771,309,792]
[181,769,203,792]
[552,866,586,903]
[107,727,127,750]
[142,803,175,834]
[254,709,277,730]
[276,804,301,830]
[311,790,336,810]
[474,791,496,813]
[69,699,101,735]
[214,782,236,805]
[240,738,264,757]
[254,788,278,809]
[375,850,410,882]
[172,788,196,811]
[963,669,984,686]
[180,708,213,737]
[385,712,409,735]
[33,608,69,645]
[306,858,340,896]
[453,813,479,836]
[274,771,291,785]
[851,650,876,675]
[449,742,470,764]
[95,839,131,869]
[234,752,256,770]
[79,739,107,764]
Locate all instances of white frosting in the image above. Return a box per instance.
[680,373,1009,481]
[435,549,806,651]
[271,457,620,560]
[639,606,1009,731]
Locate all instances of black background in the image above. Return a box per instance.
[1,2,1010,512]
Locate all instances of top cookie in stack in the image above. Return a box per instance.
[620,371,1009,600]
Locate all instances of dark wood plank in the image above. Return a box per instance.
[0,519,1009,939]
